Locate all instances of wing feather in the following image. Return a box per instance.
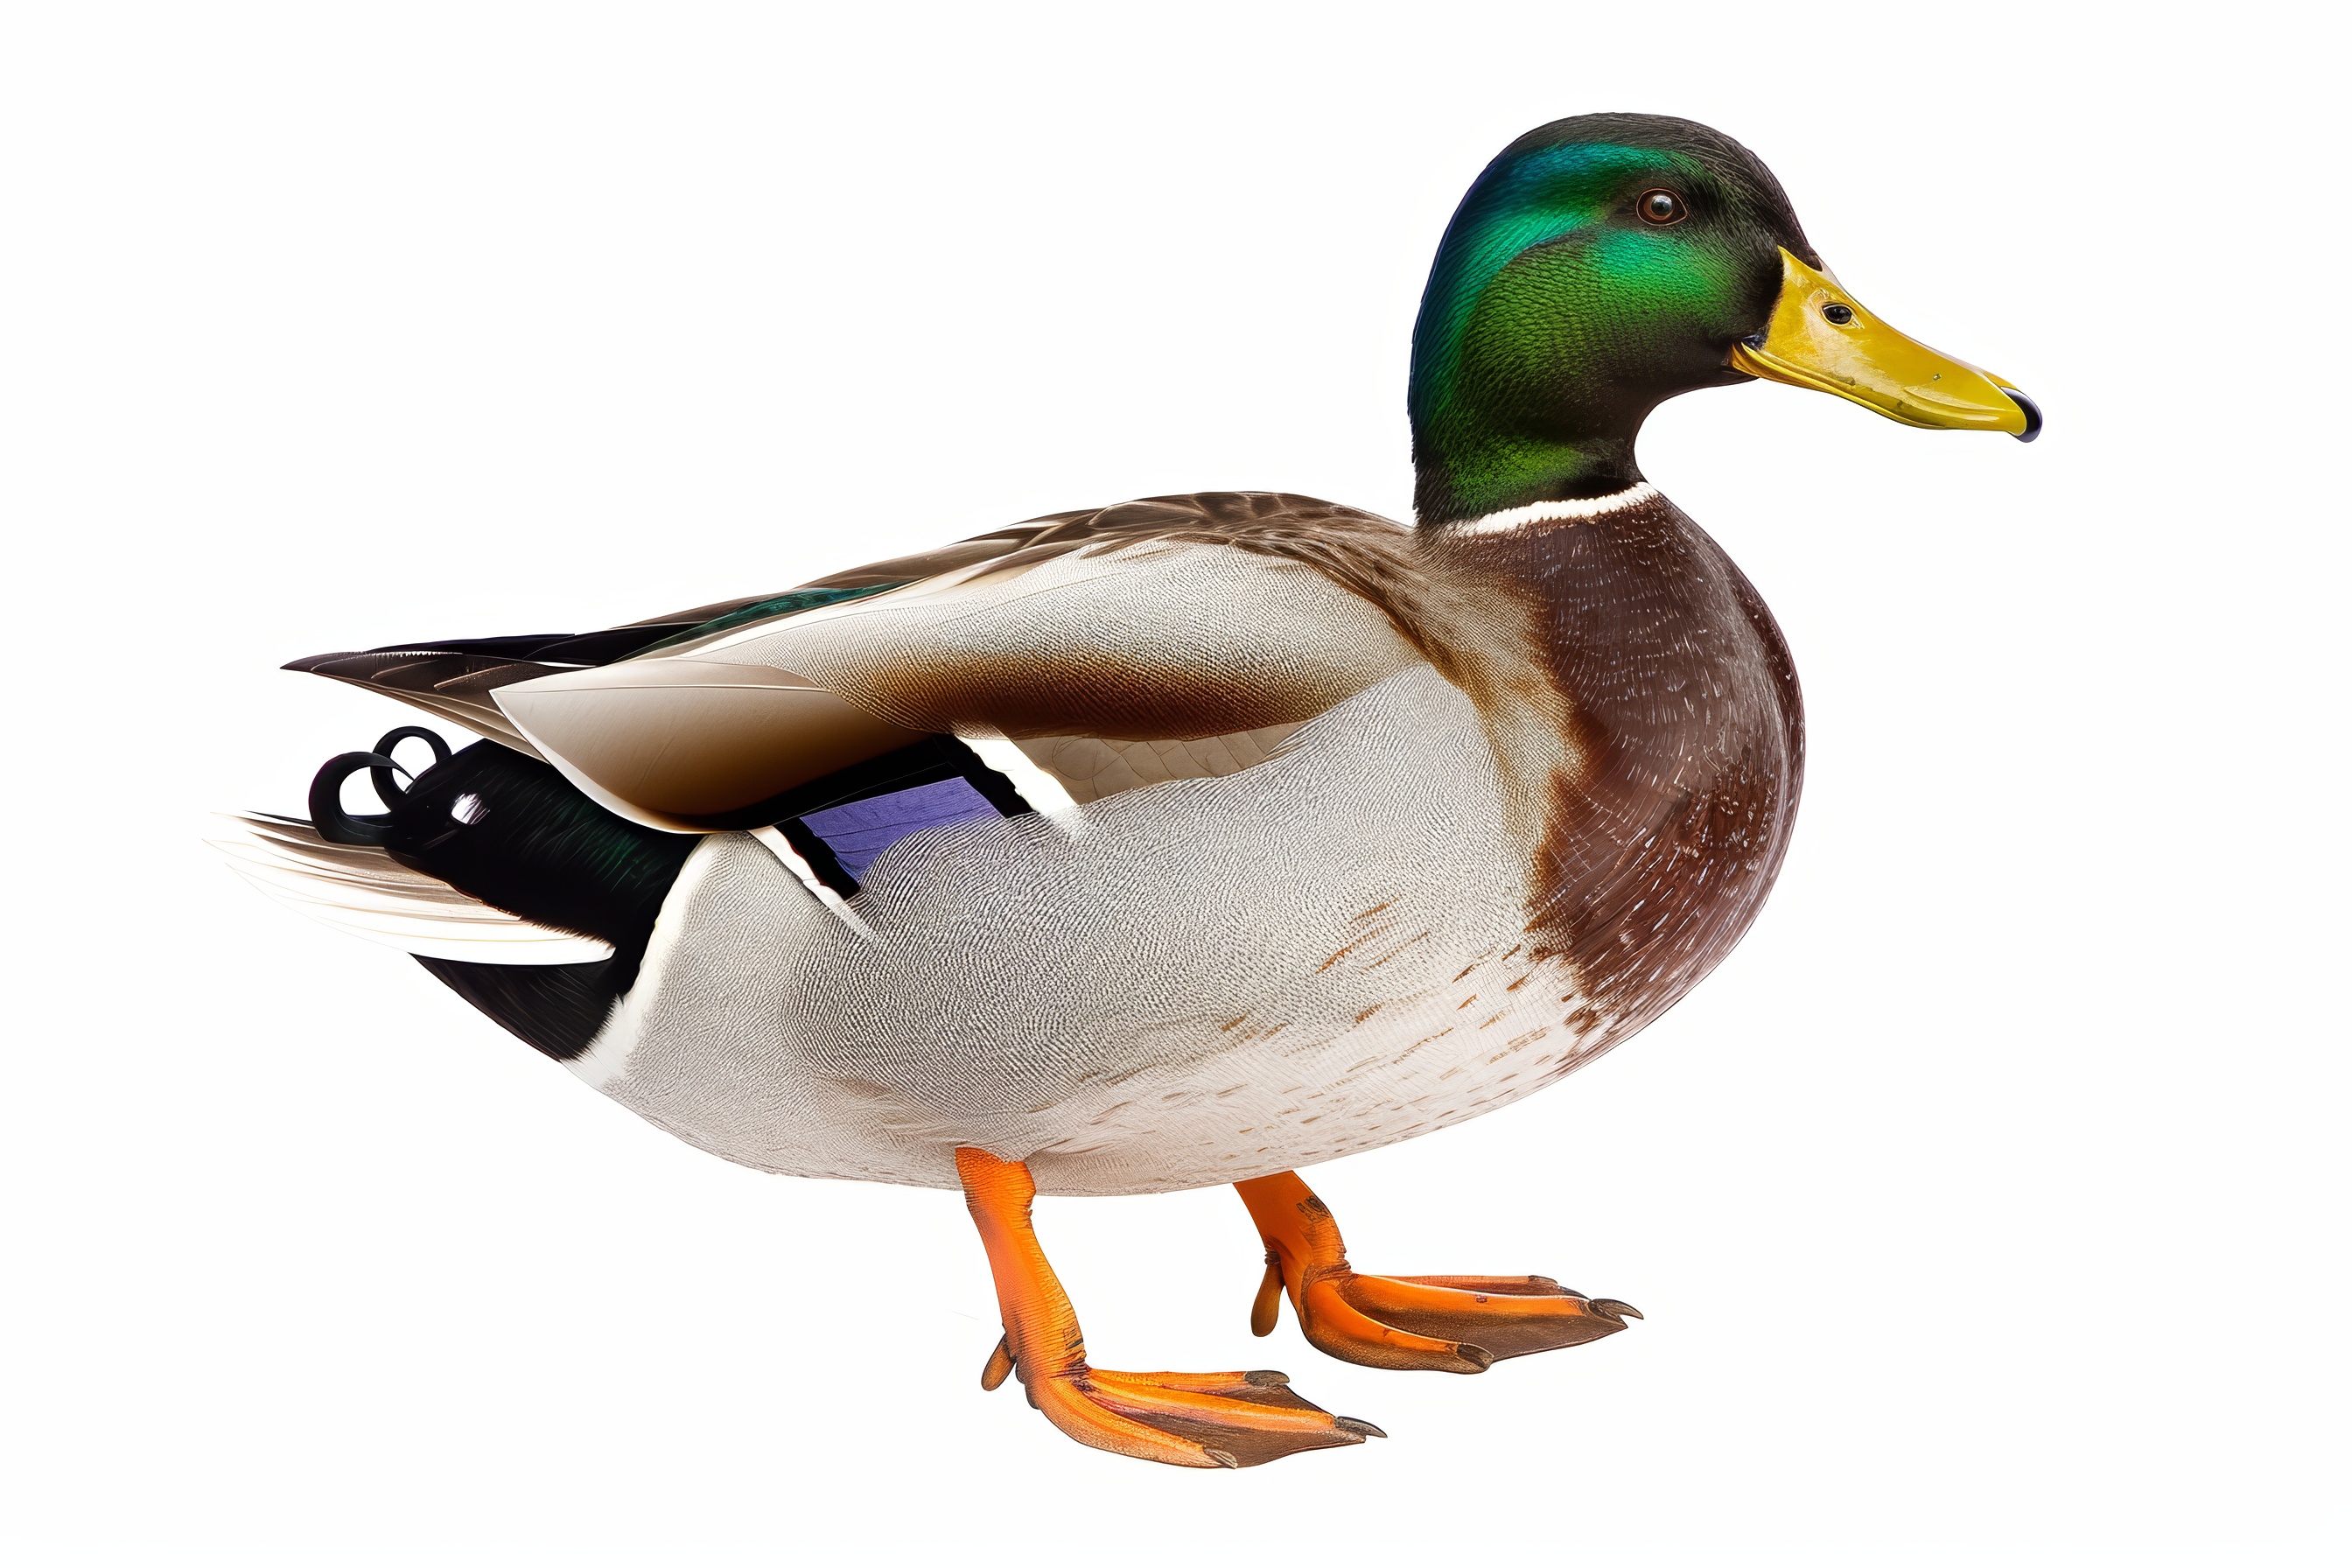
[283,494,1461,833]
[487,494,1441,827]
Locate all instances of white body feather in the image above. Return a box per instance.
[570,667,1602,1197]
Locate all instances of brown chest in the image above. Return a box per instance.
[1435,494,1805,1040]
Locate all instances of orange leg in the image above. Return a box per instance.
[957,1147,1383,1468]
[1234,1170,1640,1373]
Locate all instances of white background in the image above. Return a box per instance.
[4,3,2342,1563]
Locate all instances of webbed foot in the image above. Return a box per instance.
[1236,1172,1638,1373]
[978,1341,1380,1467]
[959,1149,1381,1468]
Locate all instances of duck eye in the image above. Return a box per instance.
[1636,189,1685,226]
[1822,303,1856,326]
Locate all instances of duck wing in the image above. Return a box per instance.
[281,522,1058,756]
[286,493,1452,832]
[489,494,1442,831]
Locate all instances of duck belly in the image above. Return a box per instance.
[570,665,1608,1197]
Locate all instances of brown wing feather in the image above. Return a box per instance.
[666,494,1445,746]
[282,651,553,755]
[925,494,1454,664]
[289,496,1550,824]
[793,522,1075,592]
[282,524,1064,747]
[611,522,1062,625]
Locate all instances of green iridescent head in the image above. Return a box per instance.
[1410,114,1818,525]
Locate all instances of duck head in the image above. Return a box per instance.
[1410,112,2037,526]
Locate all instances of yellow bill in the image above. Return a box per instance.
[1730,248,2040,441]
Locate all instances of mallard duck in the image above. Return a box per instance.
[220,112,2035,1469]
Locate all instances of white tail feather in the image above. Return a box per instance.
[210,813,613,965]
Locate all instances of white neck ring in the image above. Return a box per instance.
[1449,482,1661,535]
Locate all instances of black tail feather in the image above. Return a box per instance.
[414,956,631,1061]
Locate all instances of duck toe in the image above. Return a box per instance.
[989,1357,1382,1468]
[1270,1269,1637,1370]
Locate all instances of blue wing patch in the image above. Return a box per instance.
[799,777,1005,882]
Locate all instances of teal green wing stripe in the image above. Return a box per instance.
[626,582,906,658]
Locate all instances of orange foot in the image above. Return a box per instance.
[1234,1170,1641,1373]
[958,1148,1382,1468]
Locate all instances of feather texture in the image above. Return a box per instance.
[209,812,613,964]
